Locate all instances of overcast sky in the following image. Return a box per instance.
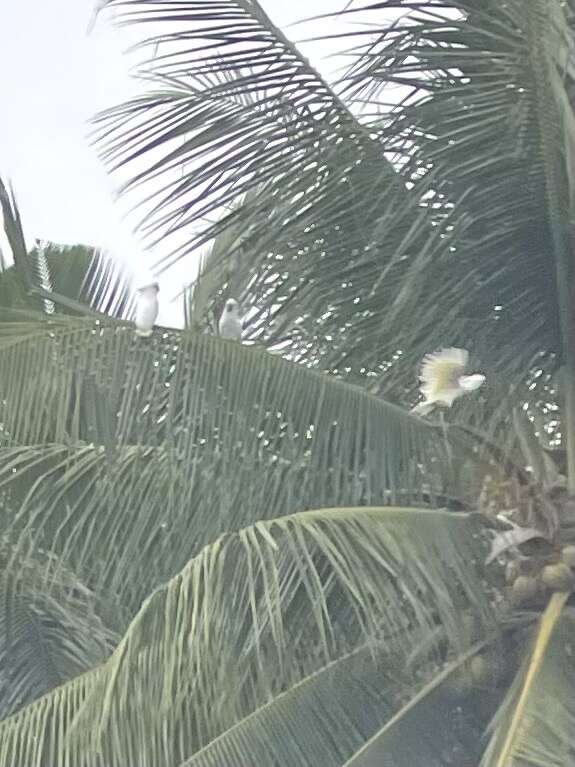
[0,0,348,322]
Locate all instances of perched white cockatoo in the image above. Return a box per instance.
[411,347,485,416]
[134,281,160,337]
[218,298,243,341]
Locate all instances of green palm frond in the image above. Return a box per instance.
[92,0,419,324]
[0,312,468,623]
[178,642,402,767]
[0,507,498,766]
[79,246,136,319]
[480,593,575,767]
[33,242,135,320]
[0,538,116,720]
[1,176,135,318]
[0,177,41,311]
[343,639,508,767]
[180,634,505,767]
[327,1,575,396]
[93,1,575,435]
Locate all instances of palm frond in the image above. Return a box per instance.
[0,506,498,766]
[0,177,40,310]
[0,174,135,319]
[92,0,421,330]
[93,1,575,439]
[343,638,507,767]
[322,2,575,401]
[27,243,136,319]
[480,593,575,767]
[79,247,136,319]
[178,642,403,767]
[0,312,469,623]
[29,241,55,314]
[180,634,506,767]
[0,537,116,720]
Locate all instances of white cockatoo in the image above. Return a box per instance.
[411,347,485,416]
[135,281,160,337]
[218,298,243,341]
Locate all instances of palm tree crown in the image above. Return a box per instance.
[1,1,575,765]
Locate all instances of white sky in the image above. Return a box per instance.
[0,0,352,323]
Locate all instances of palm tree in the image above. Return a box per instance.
[0,177,134,318]
[0,1,574,764]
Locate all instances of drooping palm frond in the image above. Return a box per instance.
[0,507,499,766]
[343,638,510,767]
[0,536,116,720]
[22,243,134,318]
[0,311,468,626]
[79,247,136,319]
[0,176,135,319]
[0,177,43,312]
[180,634,509,767]
[480,592,575,767]
[93,1,575,442]
[93,0,405,261]
[0,178,28,275]
[92,0,451,373]
[323,1,575,416]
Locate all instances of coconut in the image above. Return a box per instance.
[541,562,573,592]
[561,545,575,569]
[511,575,538,604]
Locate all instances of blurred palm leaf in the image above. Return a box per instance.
[480,592,575,767]
[93,1,575,428]
[180,634,506,767]
[92,0,403,261]
[27,243,135,319]
[322,0,575,398]
[343,640,503,767]
[0,506,497,766]
[0,312,467,626]
[0,176,42,312]
[79,246,136,319]
[92,0,431,365]
[0,175,135,319]
[0,537,116,720]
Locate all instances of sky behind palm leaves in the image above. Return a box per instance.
[0,1,354,322]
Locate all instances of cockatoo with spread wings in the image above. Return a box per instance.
[218,298,243,341]
[411,347,485,416]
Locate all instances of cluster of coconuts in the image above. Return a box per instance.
[507,544,575,604]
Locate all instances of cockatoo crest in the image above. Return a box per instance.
[412,347,485,414]
[137,281,159,295]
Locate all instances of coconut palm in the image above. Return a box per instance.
[0,0,575,765]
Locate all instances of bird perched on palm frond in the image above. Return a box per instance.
[411,347,485,416]
[218,298,243,341]
[135,281,159,337]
